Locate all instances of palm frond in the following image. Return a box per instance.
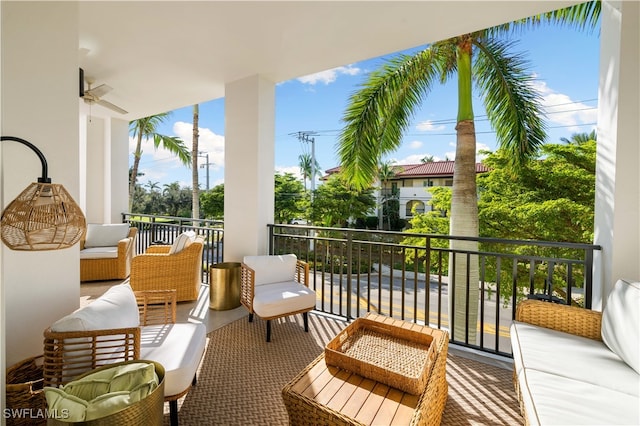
[337,46,449,190]
[153,134,191,166]
[474,38,546,169]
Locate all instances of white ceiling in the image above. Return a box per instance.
[78,1,581,120]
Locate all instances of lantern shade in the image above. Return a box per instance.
[1,182,86,250]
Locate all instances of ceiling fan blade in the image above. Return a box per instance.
[96,99,128,115]
[87,83,112,98]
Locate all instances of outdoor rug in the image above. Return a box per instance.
[164,313,523,425]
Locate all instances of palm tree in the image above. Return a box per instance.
[421,155,435,163]
[298,153,321,191]
[129,113,190,212]
[191,104,200,221]
[337,3,600,341]
[560,129,597,145]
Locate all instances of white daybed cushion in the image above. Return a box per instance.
[51,283,140,331]
[243,254,297,286]
[511,321,639,396]
[139,323,206,397]
[168,231,196,255]
[517,368,640,426]
[252,281,316,318]
[601,279,640,374]
[80,247,119,260]
[84,224,130,248]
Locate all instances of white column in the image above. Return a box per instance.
[80,115,129,224]
[0,2,80,367]
[224,75,276,261]
[593,1,640,309]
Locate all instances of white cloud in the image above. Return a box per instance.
[416,120,446,132]
[130,122,226,186]
[297,65,361,85]
[173,121,226,170]
[408,140,423,149]
[275,165,303,181]
[533,81,598,131]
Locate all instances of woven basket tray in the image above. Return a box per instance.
[325,317,436,395]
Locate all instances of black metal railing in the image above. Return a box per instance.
[119,214,601,358]
[268,224,601,357]
[122,213,224,283]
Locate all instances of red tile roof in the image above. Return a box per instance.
[323,161,489,179]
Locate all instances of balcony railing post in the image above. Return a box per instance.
[346,231,353,319]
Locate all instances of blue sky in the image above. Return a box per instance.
[131,21,600,190]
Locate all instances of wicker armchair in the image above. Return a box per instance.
[80,226,137,282]
[240,254,316,342]
[129,236,205,302]
[43,288,206,426]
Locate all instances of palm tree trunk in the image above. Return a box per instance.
[192,104,200,221]
[129,127,144,213]
[448,39,479,343]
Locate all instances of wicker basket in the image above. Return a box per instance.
[325,317,436,395]
[6,355,46,426]
[46,360,165,426]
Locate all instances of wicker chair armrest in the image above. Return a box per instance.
[515,299,602,341]
[135,290,177,325]
[144,245,172,254]
[117,228,137,255]
[240,263,256,312]
[43,326,141,387]
[295,260,310,287]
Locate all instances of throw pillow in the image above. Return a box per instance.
[601,279,640,373]
[168,231,196,255]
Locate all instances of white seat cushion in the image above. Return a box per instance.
[601,279,640,374]
[517,368,640,426]
[252,281,316,319]
[243,254,297,286]
[139,323,206,397]
[80,246,119,260]
[511,321,639,396]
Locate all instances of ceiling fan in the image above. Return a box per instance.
[79,68,128,115]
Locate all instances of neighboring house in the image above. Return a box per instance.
[323,161,490,220]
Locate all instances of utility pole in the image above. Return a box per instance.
[198,151,213,191]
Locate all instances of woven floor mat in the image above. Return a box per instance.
[164,313,522,425]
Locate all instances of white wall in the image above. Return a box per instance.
[1,2,80,367]
[224,75,275,261]
[593,0,640,308]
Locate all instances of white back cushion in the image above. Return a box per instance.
[84,224,130,248]
[243,254,297,286]
[601,279,640,374]
[168,231,196,255]
[51,283,140,332]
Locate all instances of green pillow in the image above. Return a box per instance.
[43,387,88,422]
[44,362,160,421]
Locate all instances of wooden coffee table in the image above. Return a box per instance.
[282,314,449,426]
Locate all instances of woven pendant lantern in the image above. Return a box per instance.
[1,182,86,250]
[1,136,87,251]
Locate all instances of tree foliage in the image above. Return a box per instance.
[200,184,224,219]
[274,173,306,224]
[309,174,376,227]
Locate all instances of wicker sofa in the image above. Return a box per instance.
[130,233,204,302]
[510,278,640,425]
[80,224,137,282]
[43,283,207,426]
